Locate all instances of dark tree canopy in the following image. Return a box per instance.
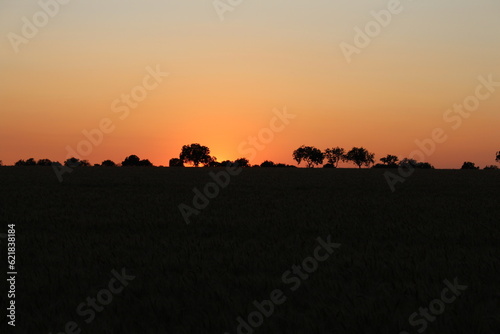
[15,159,38,166]
[496,151,500,163]
[122,155,153,167]
[206,157,221,167]
[37,159,52,166]
[169,158,184,167]
[25,158,37,166]
[461,161,479,170]
[380,154,399,166]
[101,160,116,167]
[345,147,375,168]
[398,158,434,169]
[64,157,81,167]
[139,159,153,167]
[122,155,140,166]
[260,160,275,168]
[234,158,250,167]
[293,145,324,168]
[484,165,498,170]
[180,143,212,167]
[324,147,345,167]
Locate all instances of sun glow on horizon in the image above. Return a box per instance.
[0,1,499,168]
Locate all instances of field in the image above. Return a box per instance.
[0,167,499,333]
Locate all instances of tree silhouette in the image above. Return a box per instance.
[496,151,500,163]
[26,158,37,166]
[169,158,184,167]
[37,159,52,166]
[234,158,250,167]
[484,165,499,170]
[220,160,233,166]
[461,162,479,170]
[416,162,433,169]
[206,157,222,167]
[380,154,399,167]
[293,145,324,168]
[122,155,153,166]
[345,147,375,168]
[139,159,153,167]
[324,147,345,167]
[0,160,2,166]
[180,143,212,167]
[260,160,275,168]
[122,155,140,166]
[276,163,296,168]
[399,158,434,169]
[15,158,39,166]
[64,157,81,167]
[101,160,116,167]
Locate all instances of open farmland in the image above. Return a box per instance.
[0,167,499,333]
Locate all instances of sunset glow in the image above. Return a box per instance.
[1,0,499,167]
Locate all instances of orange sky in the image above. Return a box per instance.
[1,0,499,168]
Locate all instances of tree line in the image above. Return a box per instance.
[3,145,499,170]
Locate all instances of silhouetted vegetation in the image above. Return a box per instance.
[179,143,212,167]
[373,155,399,168]
[14,158,56,166]
[260,160,275,168]
[380,154,399,167]
[64,157,90,167]
[344,147,375,168]
[259,161,295,168]
[37,159,53,166]
[324,147,345,167]
[122,155,153,167]
[399,158,434,169]
[15,158,37,166]
[169,158,184,167]
[293,145,324,168]
[6,150,499,170]
[461,162,479,170]
[234,158,250,168]
[101,160,117,167]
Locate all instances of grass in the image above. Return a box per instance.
[0,166,499,333]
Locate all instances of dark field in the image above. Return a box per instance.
[0,167,499,333]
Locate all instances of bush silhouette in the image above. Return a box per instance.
[461,162,479,170]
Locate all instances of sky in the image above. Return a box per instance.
[1,0,499,167]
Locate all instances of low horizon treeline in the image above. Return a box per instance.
[2,144,500,170]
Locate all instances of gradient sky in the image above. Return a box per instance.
[1,0,499,167]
